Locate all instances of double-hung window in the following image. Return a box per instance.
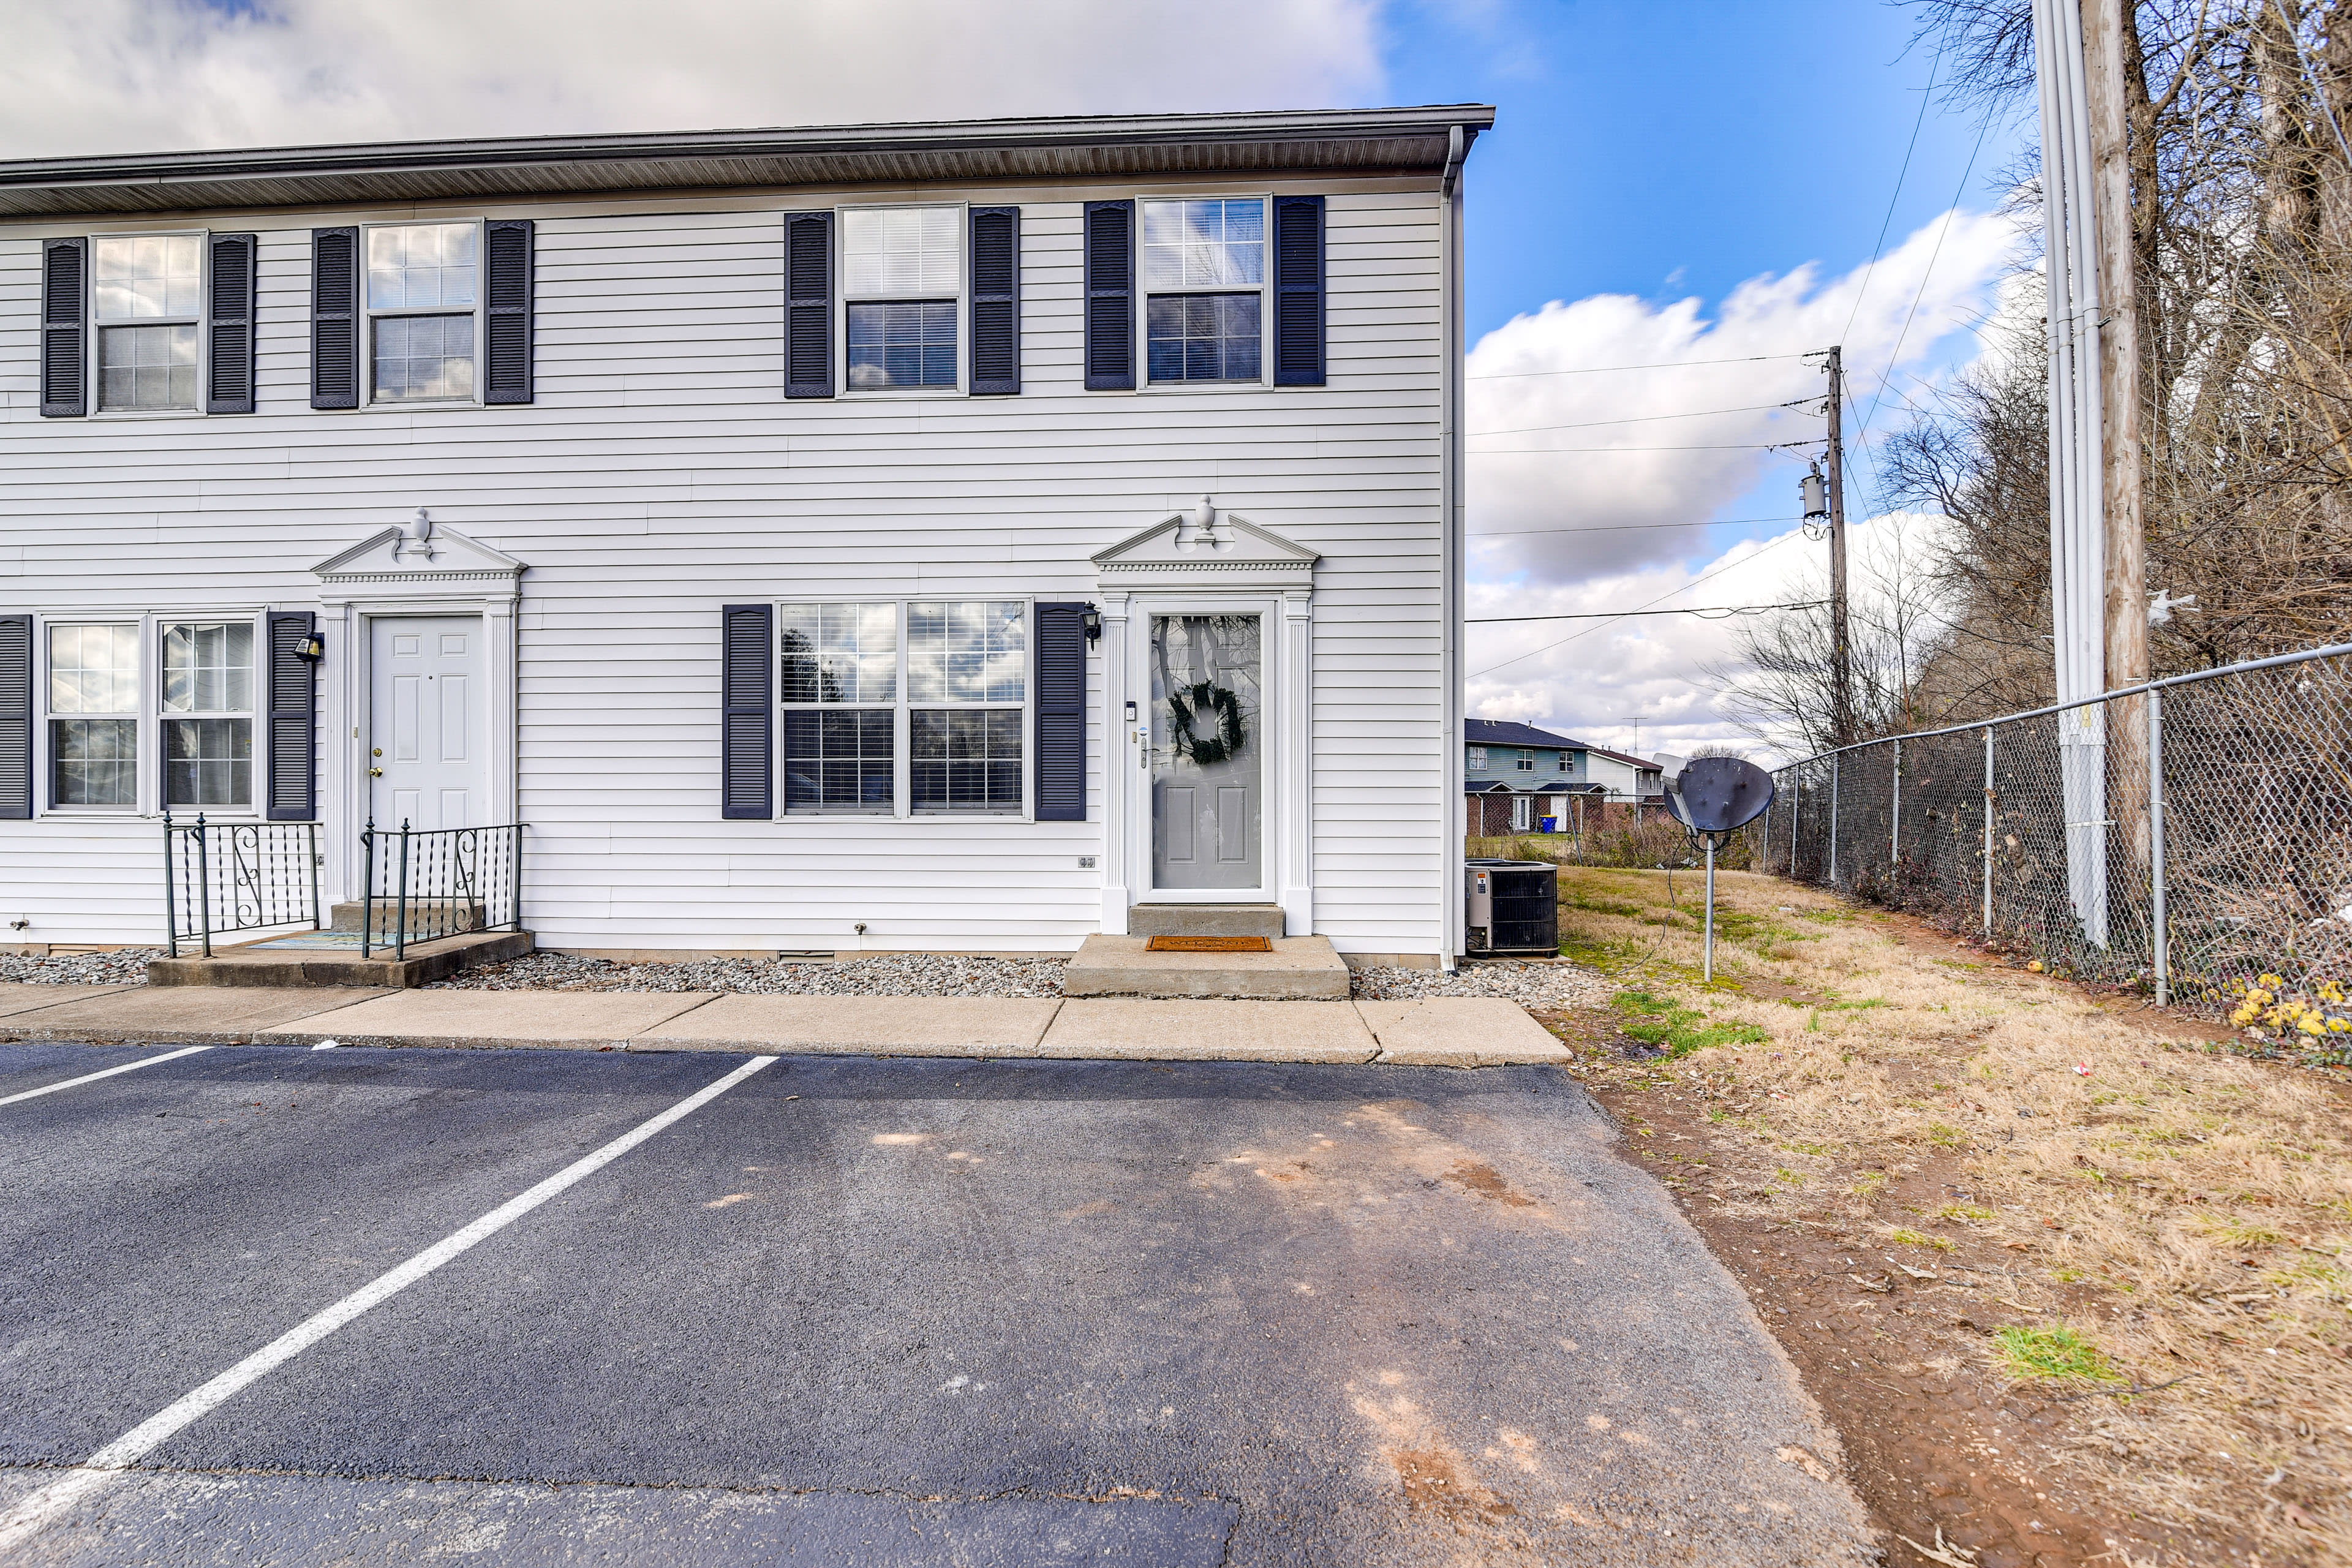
[160,621,254,808]
[47,624,140,808]
[367,222,479,403]
[1517,750,1534,772]
[777,600,1028,816]
[92,235,202,413]
[1468,745,1487,771]
[1142,198,1264,385]
[842,207,961,391]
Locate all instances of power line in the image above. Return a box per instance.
[1471,514,1806,537]
[1470,440,1815,454]
[1840,48,1942,350]
[1466,349,1829,381]
[1468,600,1826,624]
[1467,531,1806,679]
[1853,110,1994,467]
[1466,397,1820,439]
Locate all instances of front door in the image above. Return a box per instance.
[368,615,485,829]
[1148,612,1264,893]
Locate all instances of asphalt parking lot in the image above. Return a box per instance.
[0,1039,1872,1566]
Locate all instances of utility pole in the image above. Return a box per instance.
[2084,0,2150,876]
[1824,347,1852,747]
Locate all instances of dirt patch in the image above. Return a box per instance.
[1537,864,2352,1568]
[1390,1444,1519,1525]
[1444,1159,1536,1207]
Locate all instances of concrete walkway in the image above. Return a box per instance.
[0,983,1569,1067]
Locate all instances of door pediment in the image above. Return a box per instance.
[1092,507,1316,591]
[313,511,524,601]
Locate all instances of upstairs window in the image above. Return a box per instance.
[1467,745,1487,771]
[93,236,202,412]
[1517,750,1535,772]
[843,207,961,391]
[1142,198,1264,384]
[368,223,478,402]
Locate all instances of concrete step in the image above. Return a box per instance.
[1063,933,1349,1000]
[330,900,486,937]
[148,929,533,989]
[1127,903,1286,939]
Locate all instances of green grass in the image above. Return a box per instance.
[1610,990,1770,1058]
[1992,1325,2124,1384]
[1888,1227,1957,1253]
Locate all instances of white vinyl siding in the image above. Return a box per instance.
[0,180,1446,956]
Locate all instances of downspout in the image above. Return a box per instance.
[1440,123,1466,969]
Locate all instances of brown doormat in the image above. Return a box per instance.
[1144,935,1272,952]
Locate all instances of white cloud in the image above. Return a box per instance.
[0,0,1388,158]
[1464,207,2021,761]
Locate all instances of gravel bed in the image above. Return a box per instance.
[0,949,159,986]
[434,949,1612,1005]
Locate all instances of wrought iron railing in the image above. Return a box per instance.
[360,821,524,959]
[163,814,324,958]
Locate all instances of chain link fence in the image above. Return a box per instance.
[1755,643,2352,1031]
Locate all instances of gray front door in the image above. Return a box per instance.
[1149,612,1264,892]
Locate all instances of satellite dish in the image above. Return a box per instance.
[1651,753,1693,826]
[1675,756,1775,834]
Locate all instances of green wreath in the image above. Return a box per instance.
[1167,680,1248,766]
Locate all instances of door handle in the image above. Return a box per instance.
[368,767,384,777]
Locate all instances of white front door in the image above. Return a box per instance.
[369,615,485,829]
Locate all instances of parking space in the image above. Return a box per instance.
[1,1045,1872,1567]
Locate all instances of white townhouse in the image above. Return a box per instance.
[0,107,1488,965]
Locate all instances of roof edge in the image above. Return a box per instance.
[0,104,1496,194]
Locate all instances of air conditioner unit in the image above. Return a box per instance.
[1464,858,1558,957]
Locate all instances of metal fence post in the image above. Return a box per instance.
[2149,687,2169,1007]
[1890,737,1902,871]
[1828,753,1840,887]
[1981,725,1995,936]
[394,820,413,962]
[194,813,213,959]
[163,812,178,959]
[307,823,323,931]
[510,824,524,932]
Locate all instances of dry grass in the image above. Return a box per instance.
[1555,864,2352,1564]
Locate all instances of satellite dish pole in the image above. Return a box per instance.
[1658,755,1778,983]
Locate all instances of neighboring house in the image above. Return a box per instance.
[0,105,1491,963]
[1463,718,1660,835]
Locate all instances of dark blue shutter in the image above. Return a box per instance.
[0,616,28,819]
[40,239,86,418]
[722,603,773,819]
[310,226,360,409]
[484,219,534,404]
[968,205,1020,396]
[1033,602,1088,821]
[1273,195,1325,386]
[1082,200,1134,391]
[784,211,834,399]
[265,612,317,821]
[206,232,257,415]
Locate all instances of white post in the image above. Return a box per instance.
[1981,725,1996,935]
[1703,836,1717,982]
[2149,687,2168,1006]
[2034,0,2111,946]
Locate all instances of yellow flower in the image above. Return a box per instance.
[2248,989,2274,1006]
[2299,1015,2327,1037]
[2329,1017,2351,1033]
[2261,973,2286,988]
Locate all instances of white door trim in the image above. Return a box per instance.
[313,518,522,902]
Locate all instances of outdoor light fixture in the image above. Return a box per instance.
[295,631,326,662]
[1082,605,1102,646]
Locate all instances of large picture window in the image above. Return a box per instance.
[842,207,962,391]
[47,624,139,808]
[92,235,202,413]
[1142,198,1264,385]
[776,599,1028,816]
[367,222,478,403]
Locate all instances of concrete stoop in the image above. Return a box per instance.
[147,929,534,989]
[1062,933,1351,1000]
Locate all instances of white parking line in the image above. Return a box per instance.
[0,1052,778,1552]
[0,1046,213,1107]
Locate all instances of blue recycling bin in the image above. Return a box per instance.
[1538,816,1558,833]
